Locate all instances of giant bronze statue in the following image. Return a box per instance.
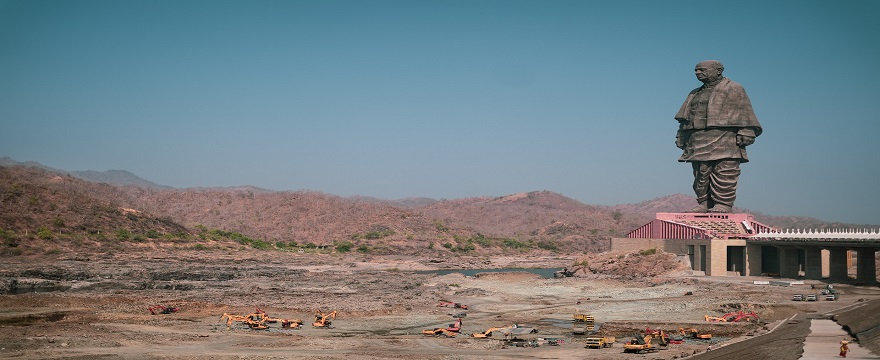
[675,60,762,213]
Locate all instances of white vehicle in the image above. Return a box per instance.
[805,294,818,301]
[791,294,804,301]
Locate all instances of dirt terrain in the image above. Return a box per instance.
[1,249,878,360]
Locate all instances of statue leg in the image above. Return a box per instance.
[690,162,710,212]
[708,159,741,212]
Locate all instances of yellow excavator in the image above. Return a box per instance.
[623,334,658,353]
[312,309,337,328]
[423,317,462,337]
[254,308,303,329]
[471,326,509,338]
[422,328,459,337]
[680,327,712,339]
[219,312,270,330]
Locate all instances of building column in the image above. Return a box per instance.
[821,249,830,278]
[709,243,726,277]
[804,246,823,280]
[828,247,849,281]
[779,247,801,279]
[745,243,762,276]
[856,248,878,284]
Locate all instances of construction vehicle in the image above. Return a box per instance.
[705,311,759,322]
[584,336,616,348]
[572,313,596,334]
[312,309,337,328]
[704,315,726,322]
[423,317,462,337]
[148,305,179,315]
[437,300,469,310]
[623,334,657,353]
[471,326,509,338]
[422,327,459,337]
[254,308,303,328]
[820,284,838,296]
[644,328,669,348]
[679,327,712,339]
[219,312,269,330]
[446,317,462,332]
[220,313,250,329]
[504,339,539,347]
[554,265,584,278]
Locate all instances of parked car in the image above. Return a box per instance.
[792,294,804,301]
[805,294,818,301]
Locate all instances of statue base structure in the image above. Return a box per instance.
[612,212,774,277]
[613,213,880,282]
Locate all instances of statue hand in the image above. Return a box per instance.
[736,135,755,147]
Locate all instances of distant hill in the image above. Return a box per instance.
[0,157,171,190]
[72,169,172,190]
[2,159,877,257]
[0,165,191,255]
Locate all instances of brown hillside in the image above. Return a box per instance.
[0,166,190,255]
[4,163,876,259]
[113,186,471,255]
[415,191,644,252]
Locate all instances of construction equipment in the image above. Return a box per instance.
[584,336,616,348]
[554,266,584,278]
[422,327,459,337]
[220,313,249,329]
[254,308,303,329]
[623,334,657,353]
[423,317,462,337]
[820,284,838,296]
[148,305,179,315]
[679,327,712,339]
[471,326,509,338]
[312,309,337,328]
[704,315,726,322]
[644,328,669,348]
[219,312,269,330]
[219,308,303,330]
[504,339,539,347]
[572,313,596,334]
[446,317,462,332]
[704,311,759,322]
[437,300,469,310]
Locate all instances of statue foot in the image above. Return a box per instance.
[709,205,731,213]
[687,202,709,213]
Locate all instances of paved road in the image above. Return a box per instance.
[800,319,878,359]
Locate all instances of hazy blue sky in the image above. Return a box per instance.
[2,0,879,224]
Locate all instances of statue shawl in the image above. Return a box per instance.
[675,78,762,137]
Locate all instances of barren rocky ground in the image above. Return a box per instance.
[1,249,878,360]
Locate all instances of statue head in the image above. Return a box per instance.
[695,60,724,84]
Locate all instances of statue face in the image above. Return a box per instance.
[694,62,722,84]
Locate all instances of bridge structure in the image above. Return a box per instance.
[612,212,880,283]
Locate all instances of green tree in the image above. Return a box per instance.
[116,229,131,241]
[335,241,354,253]
[37,226,53,240]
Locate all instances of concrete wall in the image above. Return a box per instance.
[610,237,725,275]
[612,238,878,281]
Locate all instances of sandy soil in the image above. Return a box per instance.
[1,250,878,360]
